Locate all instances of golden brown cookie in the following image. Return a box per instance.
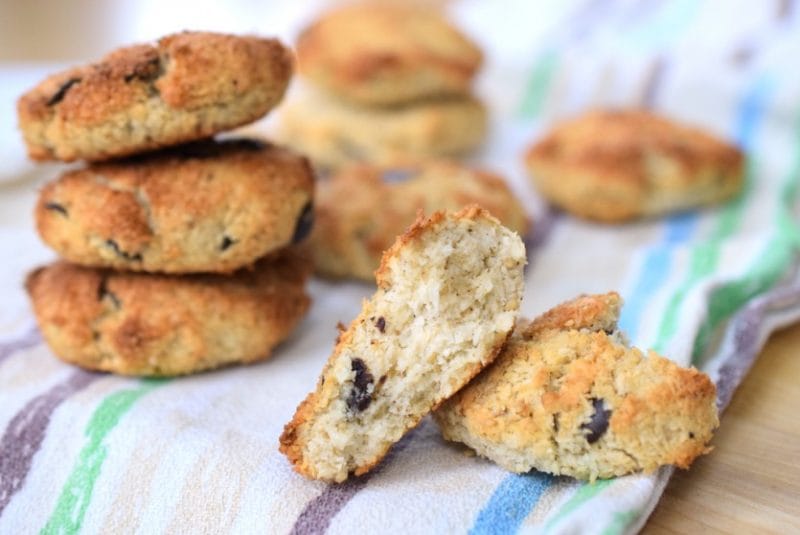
[36,138,314,274]
[280,206,526,482]
[434,292,719,481]
[279,87,487,169]
[18,31,292,162]
[296,3,482,106]
[524,110,744,222]
[309,161,529,280]
[26,251,311,376]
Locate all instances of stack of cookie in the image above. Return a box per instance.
[280,3,487,169]
[18,31,315,376]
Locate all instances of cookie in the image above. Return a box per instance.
[524,110,745,222]
[279,87,487,169]
[18,31,292,162]
[434,292,719,481]
[26,250,311,376]
[280,206,526,482]
[296,3,482,106]
[310,162,529,280]
[36,138,315,274]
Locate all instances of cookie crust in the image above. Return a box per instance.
[18,31,292,162]
[309,161,529,280]
[296,3,482,106]
[525,110,744,222]
[280,87,487,169]
[36,139,315,274]
[26,251,311,376]
[434,293,719,481]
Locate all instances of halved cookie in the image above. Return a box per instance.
[280,206,526,482]
[434,292,719,481]
[524,110,744,222]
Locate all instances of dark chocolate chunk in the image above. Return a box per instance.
[105,239,143,262]
[689,432,695,439]
[346,358,374,413]
[220,235,236,251]
[47,77,81,106]
[381,168,416,183]
[375,316,386,333]
[97,276,121,308]
[123,57,162,83]
[44,202,68,217]
[581,398,611,444]
[291,202,314,244]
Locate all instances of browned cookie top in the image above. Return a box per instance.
[296,4,482,106]
[18,31,293,161]
[525,110,745,222]
[36,138,315,274]
[26,250,311,376]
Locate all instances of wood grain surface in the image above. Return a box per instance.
[645,323,800,534]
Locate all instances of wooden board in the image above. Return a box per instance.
[645,323,800,533]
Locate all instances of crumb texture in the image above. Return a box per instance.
[435,292,719,481]
[280,206,526,482]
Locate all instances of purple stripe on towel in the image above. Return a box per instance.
[289,429,418,535]
[716,283,800,411]
[0,326,41,366]
[0,369,100,516]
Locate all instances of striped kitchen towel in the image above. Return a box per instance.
[1,1,800,533]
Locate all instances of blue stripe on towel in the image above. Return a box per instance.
[469,473,555,535]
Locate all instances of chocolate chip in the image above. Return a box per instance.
[581,398,611,444]
[220,235,236,251]
[381,168,416,183]
[375,316,386,333]
[106,239,143,262]
[44,202,68,217]
[97,276,121,308]
[346,358,374,413]
[291,202,314,244]
[47,77,81,106]
[123,57,162,83]
[689,432,695,439]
